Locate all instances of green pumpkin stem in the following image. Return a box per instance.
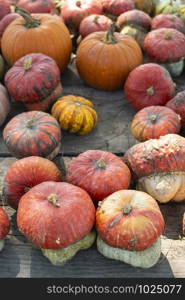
[103,23,117,44]
[123,203,132,215]
[15,6,41,28]
[146,86,154,96]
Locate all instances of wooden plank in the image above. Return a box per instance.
[0,65,185,156]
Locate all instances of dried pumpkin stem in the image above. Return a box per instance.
[23,57,32,70]
[26,119,34,128]
[123,203,132,215]
[96,158,106,169]
[149,114,158,123]
[15,6,41,28]
[146,86,154,96]
[48,194,60,207]
[103,23,117,44]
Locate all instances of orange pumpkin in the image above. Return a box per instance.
[131,106,181,141]
[1,7,72,71]
[76,24,143,91]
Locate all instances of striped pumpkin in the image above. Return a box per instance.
[51,95,98,135]
[131,106,181,141]
[3,111,61,159]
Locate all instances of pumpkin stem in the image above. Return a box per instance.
[76,1,81,7]
[48,194,60,207]
[103,23,117,44]
[15,6,41,28]
[149,114,158,123]
[23,57,32,70]
[93,15,100,24]
[26,119,34,129]
[164,31,173,40]
[123,203,132,215]
[96,158,106,169]
[146,86,154,96]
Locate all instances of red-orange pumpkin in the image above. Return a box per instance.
[3,111,61,159]
[5,53,62,111]
[131,106,181,141]
[166,91,185,125]
[0,0,11,20]
[124,63,176,111]
[66,150,131,204]
[4,156,63,210]
[117,9,152,31]
[151,14,184,33]
[16,0,55,13]
[79,14,112,38]
[0,207,10,240]
[102,0,135,16]
[0,13,20,38]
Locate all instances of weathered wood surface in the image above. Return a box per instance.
[0,65,185,156]
[0,158,184,278]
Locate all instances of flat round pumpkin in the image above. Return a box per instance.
[166,91,185,125]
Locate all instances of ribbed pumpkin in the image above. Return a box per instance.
[5,53,62,112]
[3,111,61,159]
[51,95,97,135]
[0,207,10,251]
[117,9,152,31]
[76,24,143,91]
[79,14,112,38]
[102,0,135,17]
[155,0,181,15]
[4,156,63,210]
[131,106,181,141]
[16,0,55,13]
[1,7,72,71]
[151,14,185,33]
[166,91,185,125]
[0,13,20,41]
[0,83,10,126]
[0,0,11,20]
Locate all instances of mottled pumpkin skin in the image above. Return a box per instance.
[96,190,164,251]
[0,0,11,20]
[133,0,154,15]
[66,150,131,204]
[51,95,97,135]
[0,83,10,126]
[102,0,135,16]
[0,207,10,240]
[124,134,185,203]
[151,14,184,33]
[1,12,72,71]
[61,0,103,32]
[124,63,176,111]
[4,156,63,210]
[117,9,151,31]
[144,28,185,63]
[16,0,55,13]
[131,106,181,141]
[3,111,61,159]
[17,181,95,249]
[166,91,185,125]
[79,14,112,38]
[76,29,143,91]
[5,53,62,111]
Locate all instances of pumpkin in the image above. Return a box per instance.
[124,134,185,203]
[1,7,72,72]
[16,0,55,13]
[3,111,61,159]
[131,105,181,141]
[0,55,5,80]
[155,0,181,15]
[79,14,112,38]
[132,0,155,15]
[0,83,10,126]
[144,28,185,76]
[151,14,185,33]
[76,24,143,91]
[4,156,63,210]
[0,207,10,252]
[120,26,146,49]
[96,190,164,268]
[17,181,96,265]
[66,150,131,204]
[178,4,185,23]
[51,95,97,135]
[116,9,152,31]
[0,0,11,20]
[102,0,135,17]
[0,13,20,39]
[5,53,62,112]
[166,91,185,125]
[124,63,176,111]
[60,0,103,33]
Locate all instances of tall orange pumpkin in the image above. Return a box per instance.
[76,24,143,91]
[1,7,72,71]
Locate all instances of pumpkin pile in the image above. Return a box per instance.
[0,0,185,271]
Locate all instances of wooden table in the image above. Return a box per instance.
[0,64,184,278]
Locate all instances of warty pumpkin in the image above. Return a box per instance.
[96,190,164,268]
[0,207,10,252]
[124,134,185,203]
[51,95,98,135]
[131,105,181,141]
[76,24,143,91]
[1,7,72,71]
[3,111,62,159]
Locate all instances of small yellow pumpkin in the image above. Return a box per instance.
[51,95,98,135]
